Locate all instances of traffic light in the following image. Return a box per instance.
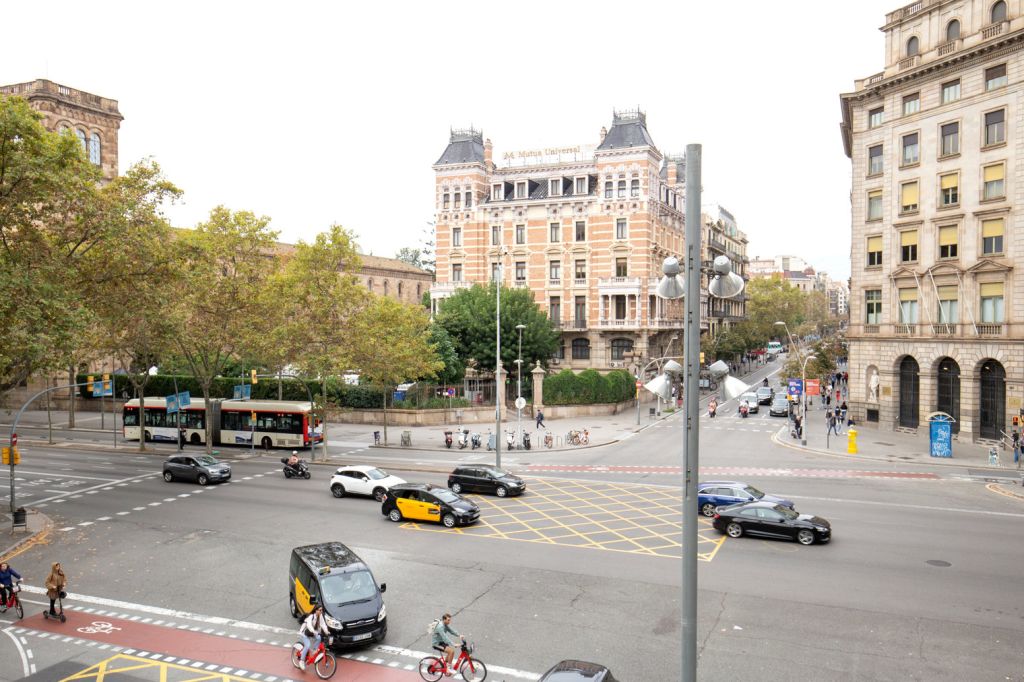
[251,369,258,384]
[87,375,95,395]
[103,373,111,393]
[699,352,705,364]
[2,447,20,465]
[1014,415,1020,427]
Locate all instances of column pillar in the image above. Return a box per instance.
[531,363,546,411]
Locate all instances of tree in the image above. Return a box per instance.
[427,324,463,384]
[743,276,807,347]
[350,295,443,445]
[434,284,560,372]
[394,247,423,269]
[419,222,436,272]
[171,207,281,453]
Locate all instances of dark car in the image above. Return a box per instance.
[381,483,480,527]
[756,386,774,404]
[539,660,618,681]
[713,501,831,545]
[769,395,791,416]
[697,481,794,517]
[162,454,231,485]
[289,542,387,647]
[448,465,525,497]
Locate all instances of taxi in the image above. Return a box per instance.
[381,483,480,527]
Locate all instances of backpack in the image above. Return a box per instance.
[427,618,440,636]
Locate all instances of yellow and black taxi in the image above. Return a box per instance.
[289,542,387,647]
[381,483,480,527]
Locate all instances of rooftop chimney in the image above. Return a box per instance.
[484,138,493,171]
[599,126,607,143]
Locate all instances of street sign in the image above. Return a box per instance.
[635,380,643,389]
[446,388,455,397]
[787,378,803,396]
[233,385,252,400]
[11,433,17,447]
[514,397,527,410]
[806,379,820,396]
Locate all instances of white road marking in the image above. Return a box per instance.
[0,470,120,482]
[787,494,1024,518]
[2,627,30,678]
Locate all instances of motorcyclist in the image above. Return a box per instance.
[297,602,330,671]
[739,400,749,417]
[708,397,718,418]
[287,451,300,468]
[762,378,769,387]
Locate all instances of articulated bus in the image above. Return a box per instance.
[122,398,322,450]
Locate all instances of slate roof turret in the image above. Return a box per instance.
[435,128,485,165]
[596,110,656,151]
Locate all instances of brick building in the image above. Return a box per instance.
[840,0,1024,440]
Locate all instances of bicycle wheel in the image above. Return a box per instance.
[291,647,302,669]
[418,656,444,681]
[13,597,22,620]
[460,657,488,681]
[315,652,337,679]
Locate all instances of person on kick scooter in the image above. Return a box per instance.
[45,562,66,617]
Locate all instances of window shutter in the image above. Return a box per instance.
[937,285,958,300]
[938,226,957,245]
[867,236,883,251]
[982,219,1004,237]
[980,282,1004,297]
[940,174,958,190]
[984,164,1004,182]
[900,230,918,246]
[901,182,919,206]
[899,288,917,302]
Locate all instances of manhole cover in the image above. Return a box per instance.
[872,442,895,447]
[926,559,952,567]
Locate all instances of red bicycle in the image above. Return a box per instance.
[291,636,337,679]
[419,640,486,681]
[1,582,23,619]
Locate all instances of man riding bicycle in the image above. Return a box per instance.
[431,613,463,676]
[297,601,330,671]
[0,562,20,612]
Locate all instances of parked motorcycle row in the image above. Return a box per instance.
[443,426,540,451]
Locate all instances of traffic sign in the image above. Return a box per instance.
[446,388,456,397]
[514,397,527,410]
[11,433,17,447]
[787,378,803,395]
[635,380,643,389]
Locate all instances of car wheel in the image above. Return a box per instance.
[442,513,457,528]
[496,486,508,498]
[163,471,174,483]
[388,508,403,522]
[451,482,463,494]
[372,487,386,502]
[700,503,717,517]
[797,529,816,546]
[726,522,743,538]
[261,437,272,450]
[289,593,300,618]
[197,474,209,486]
[331,484,345,498]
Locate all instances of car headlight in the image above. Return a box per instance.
[326,616,343,629]
[814,526,829,532]
[377,604,386,622]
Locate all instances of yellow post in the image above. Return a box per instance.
[847,427,858,455]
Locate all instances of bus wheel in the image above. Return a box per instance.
[144,431,152,442]
[261,437,272,450]
[190,433,201,445]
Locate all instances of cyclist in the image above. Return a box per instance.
[0,562,21,612]
[297,601,329,672]
[431,612,463,676]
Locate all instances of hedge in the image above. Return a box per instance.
[542,369,636,405]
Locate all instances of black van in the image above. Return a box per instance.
[289,542,387,647]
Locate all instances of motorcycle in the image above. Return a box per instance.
[470,432,481,449]
[457,428,469,449]
[522,431,531,450]
[444,431,453,449]
[506,429,517,450]
[739,405,749,418]
[281,456,311,479]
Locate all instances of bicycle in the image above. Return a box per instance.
[566,430,580,446]
[1,582,23,620]
[292,636,337,679]
[419,640,486,681]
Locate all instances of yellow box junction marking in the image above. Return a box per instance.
[61,653,251,681]
[402,477,726,560]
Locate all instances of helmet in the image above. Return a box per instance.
[292,451,298,455]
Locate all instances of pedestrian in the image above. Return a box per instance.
[178,424,187,449]
[828,410,840,436]
[840,400,850,427]
[1012,430,1021,464]
[535,409,545,430]
[826,393,832,410]
[793,413,803,439]
[45,562,66,617]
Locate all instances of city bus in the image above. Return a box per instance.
[123,397,209,444]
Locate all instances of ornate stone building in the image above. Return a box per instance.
[840,0,1023,441]
[430,111,697,371]
[0,79,122,181]
[701,204,749,338]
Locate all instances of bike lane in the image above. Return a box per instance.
[21,609,416,681]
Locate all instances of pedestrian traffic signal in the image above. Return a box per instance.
[251,369,258,384]
[1014,415,1020,427]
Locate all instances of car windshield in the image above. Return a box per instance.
[366,468,388,480]
[775,505,799,520]
[758,388,772,395]
[742,394,757,402]
[743,485,766,499]
[195,456,218,466]
[434,489,461,504]
[320,570,377,605]
[480,467,509,478]
[773,397,788,405]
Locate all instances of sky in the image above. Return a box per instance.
[3,0,902,281]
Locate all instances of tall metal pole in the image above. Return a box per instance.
[516,326,524,447]
[682,143,702,682]
[495,270,502,469]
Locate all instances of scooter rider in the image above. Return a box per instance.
[708,397,718,418]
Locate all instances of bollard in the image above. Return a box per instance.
[847,427,858,455]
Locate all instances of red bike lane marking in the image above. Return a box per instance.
[22,610,415,680]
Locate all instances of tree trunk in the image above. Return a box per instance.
[277,372,283,400]
[46,377,54,445]
[67,365,76,429]
[138,391,147,453]
[202,381,214,455]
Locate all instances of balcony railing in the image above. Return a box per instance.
[548,278,561,287]
[894,323,917,335]
[864,324,880,334]
[982,21,1007,39]
[513,280,529,288]
[977,323,1003,336]
[899,55,919,71]
[573,277,587,287]
[598,318,640,328]
[937,39,960,56]
[431,281,471,295]
[648,317,682,328]
[567,318,587,330]
[932,323,957,335]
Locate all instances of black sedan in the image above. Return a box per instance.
[539,660,618,681]
[769,395,791,416]
[712,501,831,545]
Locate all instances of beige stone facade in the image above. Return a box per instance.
[0,79,122,181]
[356,254,434,306]
[840,0,1024,441]
[701,205,749,338]
[430,111,698,371]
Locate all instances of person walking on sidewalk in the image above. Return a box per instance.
[1012,430,1021,464]
[828,410,841,436]
[535,409,545,429]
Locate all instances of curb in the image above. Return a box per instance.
[0,510,53,561]
[987,482,1024,501]
[770,427,1020,473]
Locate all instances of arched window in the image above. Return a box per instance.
[617,180,626,198]
[75,129,87,152]
[571,338,591,360]
[992,0,1007,23]
[979,359,1006,439]
[604,181,612,198]
[898,356,920,428]
[946,19,961,41]
[610,338,634,361]
[416,283,422,298]
[89,132,101,165]
[367,278,374,292]
[906,36,919,57]
[936,358,961,433]
[384,280,390,296]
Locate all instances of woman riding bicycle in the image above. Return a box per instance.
[297,602,330,672]
[0,562,21,613]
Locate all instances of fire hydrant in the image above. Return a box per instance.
[847,427,858,455]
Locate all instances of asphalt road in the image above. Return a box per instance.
[0,397,1021,681]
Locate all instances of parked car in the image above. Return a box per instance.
[713,501,831,545]
[330,465,405,501]
[162,454,231,485]
[739,392,759,414]
[756,386,774,404]
[769,395,791,416]
[697,481,794,517]
[448,465,525,497]
[538,660,618,681]
[381,483,480,527]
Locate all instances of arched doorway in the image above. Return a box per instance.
[979,359,1006,440]
[936,358,960,433]
[899,356,920,428]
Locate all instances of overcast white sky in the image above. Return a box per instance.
[4,0,901,280]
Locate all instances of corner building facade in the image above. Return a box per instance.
[841,0,1024,441]
[430,112,693,371]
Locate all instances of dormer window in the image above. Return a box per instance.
[575,177,587,195]
[992,0,1007,23]
[946,20,960,41]
[491,184,502,201]
[550,178,561,196]
[515,181,527,199]
[906,36,919,57]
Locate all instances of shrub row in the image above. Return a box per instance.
[543,369,636,405]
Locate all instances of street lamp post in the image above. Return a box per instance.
[775,321,814,446]
[515,324,525,448]
[494,256,506,469]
